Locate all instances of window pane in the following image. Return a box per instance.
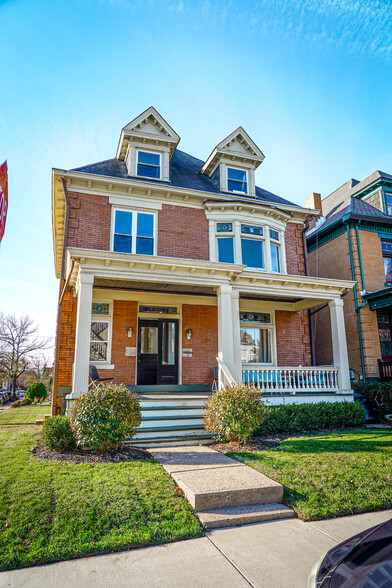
[138,151,160,165]
[216,223,233,233]
[270,229,279,241]
[228,179,247,193]
[90,321,109,362]
[137,213,154,237]
[240,328,271,363]
[113,234,132,253]
[162,322,176,365]
[91,322,109,341]
[115,210,132,235]
[137,163,160,178]
[140,326,158,354]
[386,194,392,215]
[379,328,392,357]
[271,243,280,272]
[382,240,392,254]
[218,237,234,263]
[384,256,392,282]
[228,168,246,181]
[90,342,107,362]
[136,237,154,255]
[241,239,264,268]
[241,224,263,236]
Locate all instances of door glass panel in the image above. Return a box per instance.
[140,326,158,354]
[240,328,271,363]
[379,328,392,357]
[162,322,176,365]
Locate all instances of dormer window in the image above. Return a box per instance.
[137,151,161,179]
[227,167,247,194]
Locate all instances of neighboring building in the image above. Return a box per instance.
[51,107,353,440]
[307,171,392,381]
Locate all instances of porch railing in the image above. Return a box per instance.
[378,359,392,382]
[216,357,235,389]
[242,366,339,394]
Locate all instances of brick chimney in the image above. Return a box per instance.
[305,192,322,214]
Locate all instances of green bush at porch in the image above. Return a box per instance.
[70,382,141,453]
[204,384,265,443]
[42,416,76,452]
[354,381,392,421]
[256,401,365,436]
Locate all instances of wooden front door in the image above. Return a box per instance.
[137,319,179,385]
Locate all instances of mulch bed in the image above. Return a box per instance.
[33,442,152,464]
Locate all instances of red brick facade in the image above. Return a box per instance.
[66,191,111,250]
[158,204,209,260]
[275,310,312,366]
[181,304,218,385]
[285,222,306,275]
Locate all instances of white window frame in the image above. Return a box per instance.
[269,230,281,273]
[240,310,277,367]
[136,149,162,180]
[90,301,113,366]
[111,207,157,256]
[226,166,248,195]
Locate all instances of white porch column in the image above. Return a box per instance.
[329,298,351,394]
[71,272,94,399]
[217,284,235,379]
[231,289,242,382]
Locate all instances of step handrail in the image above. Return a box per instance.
[216,357,236,389]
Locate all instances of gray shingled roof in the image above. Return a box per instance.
[72,149,297,208]
[308,196,390,237]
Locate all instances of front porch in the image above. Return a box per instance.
[60,248,355,439]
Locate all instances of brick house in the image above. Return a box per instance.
[51,107,354,443]
[306,171,392,382]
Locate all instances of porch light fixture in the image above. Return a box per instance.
[186,329,192,340]
[128,327,134,338]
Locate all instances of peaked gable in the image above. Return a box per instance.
[116,106,180,160]
[201,126,265,177]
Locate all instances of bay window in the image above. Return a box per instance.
[112,209,155,255]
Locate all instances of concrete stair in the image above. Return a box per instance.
[129,393,211,447]
[150,446,295,529]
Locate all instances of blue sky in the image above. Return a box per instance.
[1,0,392,353]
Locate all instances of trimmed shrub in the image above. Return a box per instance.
[26,382,47,403]
[354,381,392,421]
[257,401,366,436]
[10,398,33,409]
[70,383,141,453]
[204,384,265,443]
[42,416,76,452]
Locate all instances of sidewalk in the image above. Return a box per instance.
[2,509,391,588]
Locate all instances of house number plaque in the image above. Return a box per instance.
[125,347,137,357]
[182,348,193,357]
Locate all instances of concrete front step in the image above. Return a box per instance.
[198,502,295,530]
[134,425,210,438]
[139,417,204,428]
[128,434,212,447]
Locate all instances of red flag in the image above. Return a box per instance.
[0,161,8,243]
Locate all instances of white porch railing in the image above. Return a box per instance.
[216,357,235,389]
[242,366,339,394]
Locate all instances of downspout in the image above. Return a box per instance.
[344,221,367,380]
[302,216,316,365]
[51,178,71,415]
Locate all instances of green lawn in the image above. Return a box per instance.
[0,425,202,571]
[0,404,50,425]
[228,430,392,521]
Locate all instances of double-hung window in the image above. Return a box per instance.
[137,151,160,179]
[270,229,280,272]
[216,222,234,263]
[382,240,392,283]
[227,167,247,194]
[113,210,155,255]
[385,193,392,216]
[241,224,264,269]
[240,312,273,364]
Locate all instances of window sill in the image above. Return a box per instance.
[90,363,114,370]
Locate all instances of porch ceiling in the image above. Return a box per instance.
[94,278,216,296]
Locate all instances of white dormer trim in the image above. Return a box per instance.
[201,126,265,178]
[116,106,180,161]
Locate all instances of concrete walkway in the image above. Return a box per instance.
[2,510,391,588]
[150,446,294,528]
